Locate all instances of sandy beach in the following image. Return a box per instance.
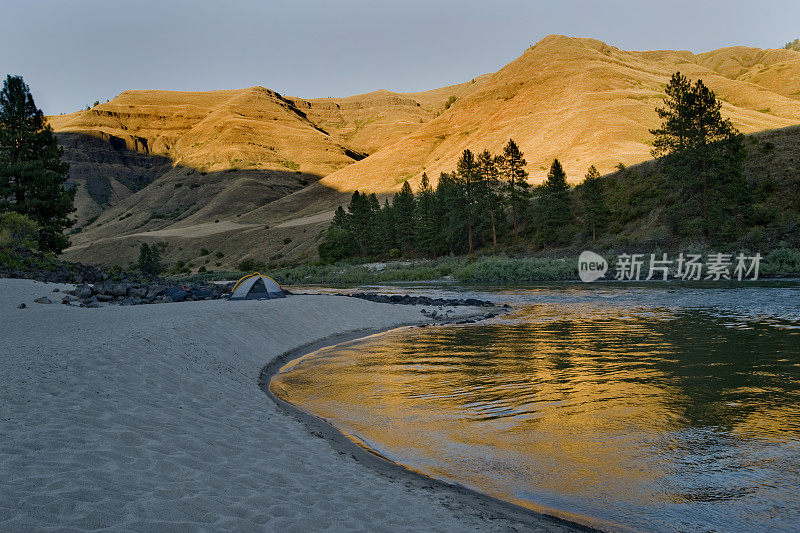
[0,278,578,532]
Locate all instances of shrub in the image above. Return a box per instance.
[283,238,292,245]
[762,246,800,277]
[238,258,266,272]
[200,248,210,256]
[137,243,162,276]
[0,212,40,249]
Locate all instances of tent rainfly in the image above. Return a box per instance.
[230,273,285,300]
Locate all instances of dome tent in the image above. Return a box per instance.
[230,273,285,300]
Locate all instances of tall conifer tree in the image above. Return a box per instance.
[393,181,415,255]
[498,139,529,246]
[456,149,480,254]
[414,173,439,257]
[0,75,74,253]
[650,72,749,241]
[537,159,572,245]
[579,165,607,244]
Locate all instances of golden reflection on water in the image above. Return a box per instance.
[272,302,800,531]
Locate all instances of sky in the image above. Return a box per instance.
[2,0,798,115]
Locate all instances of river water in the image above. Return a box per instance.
[272,283,800,531]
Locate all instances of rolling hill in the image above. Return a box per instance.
[52,35,800,270]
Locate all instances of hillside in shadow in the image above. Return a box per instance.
[59,131,348,270]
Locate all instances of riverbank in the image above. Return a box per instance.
[232,247,800,285]
[0,278,576,531]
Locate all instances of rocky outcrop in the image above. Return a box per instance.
[61,281,229,308]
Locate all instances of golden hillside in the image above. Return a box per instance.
[50,81,481,226]
[317,35,800,197]
[55,35,800,269]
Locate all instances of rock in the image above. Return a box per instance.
[52,288,60,292]
[129,286,147,299]
[164,287,187,302]
[77,284,93,299]
[145,287,162,300]
[112,283,130,297]
[17,303,26,309]
[96,293,114,302]
[61,295,78,305]
[85,301,100,308]
[34,297,53,304]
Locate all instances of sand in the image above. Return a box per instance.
[0,279,578,532]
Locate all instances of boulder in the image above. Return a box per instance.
[77,284,93,299]
[34,297,53,304]
[112,283,131,297]
[17,303,26,309]
[129,286,147,299]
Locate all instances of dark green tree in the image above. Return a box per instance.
[414,173,439,257]
[579,165,607,244]
[498,139,530,246]
[435,172,467,255]
[456,149,481,254]
[0,75,75,253]
[318,205,356,262]
[345,191,376,256]
[537,159,572,245]
[393,181,415,254]
[476,149,504,252]
[366,192,382,255]
[137,243,162,276]
[650,72,749,241]
[375,198,396,257]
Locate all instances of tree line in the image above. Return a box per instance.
[319,139,595,262]
[319,71,750,262]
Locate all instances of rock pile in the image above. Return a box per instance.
[60,282,229,308]
[343,292,498,308]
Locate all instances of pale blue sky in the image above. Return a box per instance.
[2,0,797,115]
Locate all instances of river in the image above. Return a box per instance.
[272,282,800,531]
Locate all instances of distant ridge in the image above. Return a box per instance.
[50,35,800,269]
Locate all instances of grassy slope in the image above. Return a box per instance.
[54,36,800,272]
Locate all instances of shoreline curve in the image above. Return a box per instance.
[260,321,601,533]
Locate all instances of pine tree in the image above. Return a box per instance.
[138,243,162,276]
[435,172,467,255]
[319,205,355,263]
[393,181,415,255]
[375,198,395,257]
[537,159,572,245]
[650,72,749,241]
[456,149,480,254]
[498,139,530,246]
[414,173,439,257]
[367,193,382,255]
[476,150,504,253]
[345,191,375,257]
[0,75,75,253]
[579,165,607,244]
